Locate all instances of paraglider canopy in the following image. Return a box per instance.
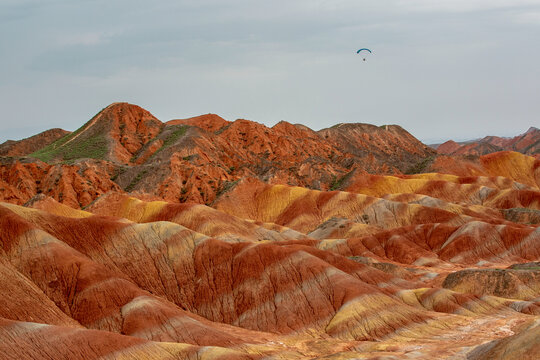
[357,48,372,61]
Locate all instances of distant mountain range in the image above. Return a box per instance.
[433,127,539,157]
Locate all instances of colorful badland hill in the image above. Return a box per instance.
[1,103,539,359]
[436,126,540,158]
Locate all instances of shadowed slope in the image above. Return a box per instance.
[0,257,81,327]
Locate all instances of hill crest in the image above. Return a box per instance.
[437,127,540,157]
[3,102,537,208]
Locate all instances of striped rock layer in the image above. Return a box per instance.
[0,103,539,359]
[2,170,539,359]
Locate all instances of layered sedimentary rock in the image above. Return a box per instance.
[2,189,539,358]
[0,158,120,208]
[1,102,437,206]
[436,126,540,157]
[1,103,539,359]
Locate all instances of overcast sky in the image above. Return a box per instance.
[1,0,539,144]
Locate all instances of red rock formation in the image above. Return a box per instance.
[1,103,538,208]
[319,123,435,173]
[0,128,70,157]
[482,127,540,156]
[0,204,273,347]
[436,127,539,157]
[0,317,257,360]
[167,113,229,132]
[0,158,120,208]
[3,196,538,358]
[437,140,462,154]
[451,142,503,156]
[1,103,539,359]
[87,192,307,242]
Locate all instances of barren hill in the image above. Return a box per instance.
[1,179,539,358]
[436,127,540,157]
[1,102,435,206]
[0,103,539,359]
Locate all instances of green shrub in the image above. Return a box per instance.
[405,156,435,175]
[151,125,188,158]
[125,169,148,192]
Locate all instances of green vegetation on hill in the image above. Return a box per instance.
[30,133,108,162]
[330,170,354,191]
[214,124,230,135]
[125,168,149,192]
[29,109,107,162]
[215,179,240,197]
[405,156,435,175]
[151,125,188,158]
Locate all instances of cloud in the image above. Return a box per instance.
[514,11,540,24]
[56,31,116,46]
[1,0,540,143]
[397,0,540,12]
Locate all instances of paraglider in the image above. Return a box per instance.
[357,48,372,61]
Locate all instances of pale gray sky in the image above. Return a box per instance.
[1,0,539,144]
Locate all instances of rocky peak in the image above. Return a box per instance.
[167,113,228,133]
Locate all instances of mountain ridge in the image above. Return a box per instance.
[1,102,438,207]
[435,127,540,157]
[0,102,539,359]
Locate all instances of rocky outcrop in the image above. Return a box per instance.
[442,268,540,300]
[319,123,435,173]
[2,103,538,208]
[0,158,120,208]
